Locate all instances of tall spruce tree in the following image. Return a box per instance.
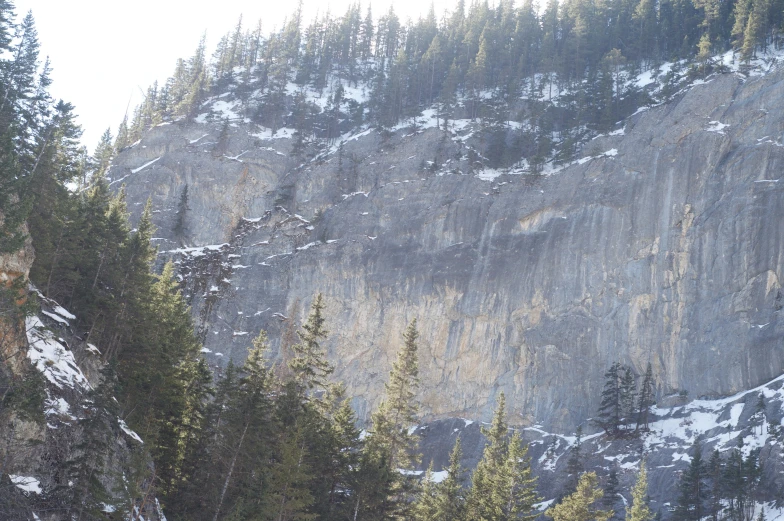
[598,362,623,435]
[413,464,439,521]
[359,319,422,519]
[674,439,707,521]
[626,462,654,521]
[210,330,275,521]
[603,466,620,514]
[564,426,584,495]
[494,432,540,521]
[546,472,613,521]
[466,394,509,521]
[620,366,637,429]
[289,293,334,393]
[434,438,467,520]
[465,393,540,521]
[368,319,421,470]
[261,427,317,521]
[172,183,190,242]
[636,363,655,431]
[706,449,723,521]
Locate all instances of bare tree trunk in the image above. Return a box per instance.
[213,421,250,521]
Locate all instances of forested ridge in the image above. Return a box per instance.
[117,0,784,169]
[1,0,784,518]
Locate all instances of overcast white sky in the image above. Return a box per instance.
[18,0,453,150]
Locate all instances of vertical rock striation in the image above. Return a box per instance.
[114,67,784,432]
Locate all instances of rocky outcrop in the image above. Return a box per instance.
[0,224,160,519]
[0,214,34,376]
[114,65,784,435]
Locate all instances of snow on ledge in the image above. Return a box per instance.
[41,309,69,325]
[118,419,144,444]
[9,475,42,494]
[705,120,729,134]
[130,156,162,174]
[26,316,91,390]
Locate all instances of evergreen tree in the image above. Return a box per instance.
[620,366,637,430]
[465,393,539,521]
[706,449,723,521]
[91,128,114,178]
[433,438,467,521]
[598,362,623,435]
[210,331,275,521]
[752,393,766,435]
[564,426,584,495]
[636,363,655,431]
[674,439,706,521]
[546,472,613,521]
[352,445,397,520]
[412,464,439,521]
[358,319,422,519]
[494,432,540,521]
[723,443,745,521]
[603,466,620,513]
[289,293,334,393]
[261,427,317,521]
[597,362,640,435]
[368,319,421,470]
[114,114,130,151]
[64,363,123,518]
[466,395,508,520]
[626,462,654,521]
[323,394,362,518]
[172,183,190,242]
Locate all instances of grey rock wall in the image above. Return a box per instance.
[114,66,784,433]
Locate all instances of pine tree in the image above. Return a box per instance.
[358,319,422,519]
[114,114,130,151]
[723,443,745,521]
[433,438,467,521]
[626,462,654,521]
[546,472,613,521]
[636,363,655,431]
[352,444,397,520]
[603,467,620,513]
[674,439,706,521]
[172,183,190,242]
[289,293,334,393]
[91,128,114,178]
[412,464,439,521]
[261,428,317,521]
[120,261,206,497]
[494,432,540,521]
[597,362,623,435]
[369,319,421,470]
[465,393,538,521]
[170,360,241,520]
[696,33,712,76]
[731,0,753,51]
[467,31,489,120]
[753,393,766,435]
[564,426,584,495]
[65,363,123,518]
[323,394,362,518]
[706,449,723,521]
[211,331,275,521]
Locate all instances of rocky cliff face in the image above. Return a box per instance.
[0,220,162,518]
[113,64,784,437]
[0,215,34,375]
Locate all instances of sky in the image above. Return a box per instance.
[16,0,454,151]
